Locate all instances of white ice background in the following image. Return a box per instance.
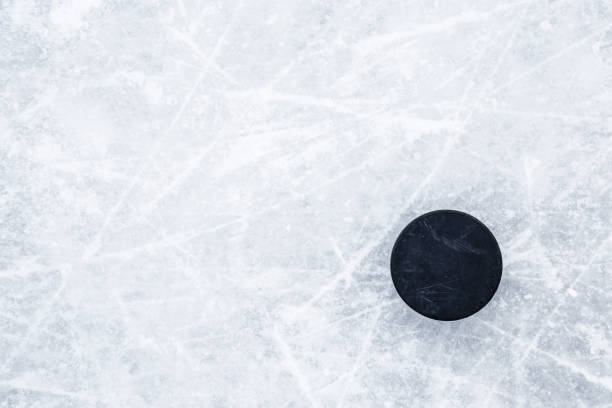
[1,0,611,406]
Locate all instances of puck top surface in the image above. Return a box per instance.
[390,210,502,321]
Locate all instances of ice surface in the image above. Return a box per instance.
[1,0,611,406]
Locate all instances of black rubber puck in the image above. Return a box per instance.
[390,210,502,321]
